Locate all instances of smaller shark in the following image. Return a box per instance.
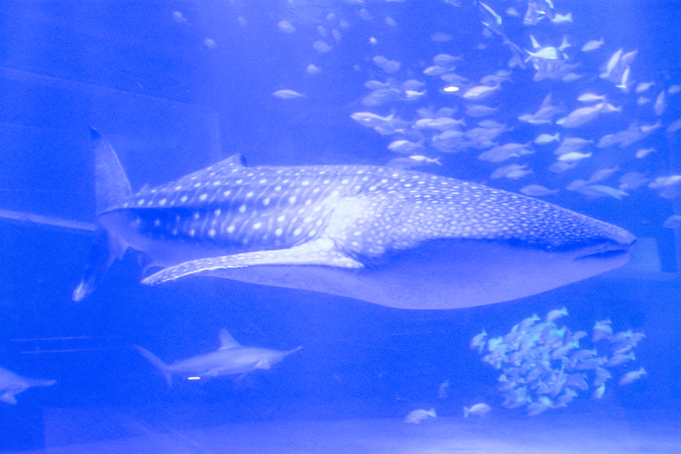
[0,366,56,404]
[135,329,302,386]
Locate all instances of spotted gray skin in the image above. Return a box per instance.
[74,130,635,309]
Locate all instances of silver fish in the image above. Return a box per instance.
[272,89,305,99]
[73,130,635,310]
[520,185,559,197]
[135,329,301,385]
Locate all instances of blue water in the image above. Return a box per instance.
[1,0,680,451]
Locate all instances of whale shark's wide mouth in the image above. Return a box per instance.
[574,238,636,262]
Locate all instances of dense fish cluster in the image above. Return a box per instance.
[197,0,681,229]
[471,308,646,416]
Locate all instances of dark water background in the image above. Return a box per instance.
[1,0,681,451]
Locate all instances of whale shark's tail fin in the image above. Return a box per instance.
[91,128,132,216]
[135,345,173,386]
[72,129,133,302]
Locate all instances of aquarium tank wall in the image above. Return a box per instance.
[1,0,680,452]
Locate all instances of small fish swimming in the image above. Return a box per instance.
[387,140,423,154]
[534,132,560,145]
[478,1,502,34]
[525,46,558,62]
[404,89,427,100]
[555,388,578,407]
[462,82,501,100]
[438,380,450,398]
[520,185,559,197]
[478,142,533,162]
[350,112,395,128]
[277,20,295,34]
[441,72,468,84]
[404,408,436,423]
[407,155,441,166]
[663,215,681,229]
[490,164,532,180]
[372,55,400,73]
[588,166,620,184]
[313,40,331,53]
[423,65,450,76]
[601,49,623,79]
[593,367,612,387]
[577,93,607,103]
[558,151,592,162]
[415,117,466,131]
[579,185,628,200]
[556,103,620,128]
[172,11,187,23]
[272,89,306,99]
[654,91,667,116]
[616,66,632,92]
[465,105,499,117]
[365,80,389,90]
[551,13,572,23]
[526,396,553,416]
[463,403,491,417]
[618,367,647,385]
[519,93,562,125]
[432,53,460,68]
[605,352,636,367]
[505,7,520,17]
[593,319,613,342]
[667,118,681,132]
[470,330,487,353]
[581,38,604,52]
[554,137,594,155]
[592,384,606,399]
[546,307,568,322]
[635,81,654,93]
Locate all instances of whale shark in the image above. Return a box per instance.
[73,129,635,309]
[0,366,56,404]
[135,329,302,385]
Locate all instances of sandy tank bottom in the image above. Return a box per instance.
[13,408,680,454]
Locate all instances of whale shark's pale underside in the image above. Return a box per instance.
[73,130,635,309]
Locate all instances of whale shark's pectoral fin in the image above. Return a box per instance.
[141,238,363,285]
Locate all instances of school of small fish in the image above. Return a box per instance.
[180,0,681,230]
[471,308,646,416]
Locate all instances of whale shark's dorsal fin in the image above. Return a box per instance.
[224,154,246,167]
[91,128,132,215]
[218,329,241,350]
[171,154,247,186]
